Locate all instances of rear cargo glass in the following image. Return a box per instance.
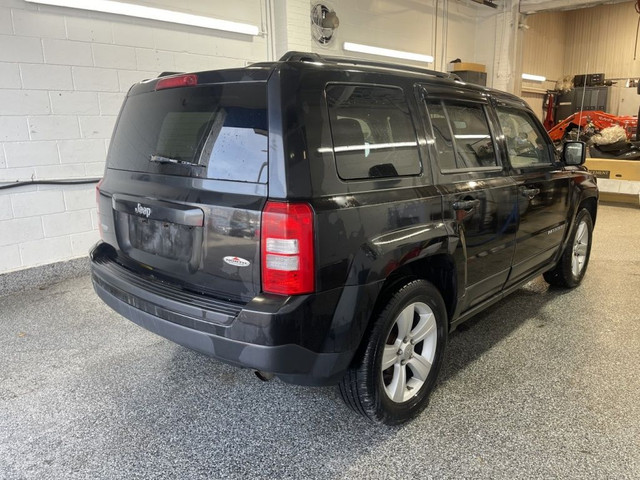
[107,82,268,183]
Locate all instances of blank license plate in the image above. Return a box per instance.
[127,215,193,261]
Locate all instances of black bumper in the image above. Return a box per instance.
[90,246,355,386]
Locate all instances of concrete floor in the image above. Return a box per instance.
[1,204,639,480]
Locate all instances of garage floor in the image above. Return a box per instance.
[1,204,639,479]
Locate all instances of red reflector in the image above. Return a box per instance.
[155,74,198,90]
[261,201,315,296]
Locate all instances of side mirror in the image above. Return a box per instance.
[562,141,586,166]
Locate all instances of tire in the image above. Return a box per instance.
[338,279,448,425]
[543,208,593,288]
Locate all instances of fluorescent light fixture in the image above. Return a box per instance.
[454,134,489,139]
[24,0,260,36]
[343,42,434,64]
[317,141,417,154]
[334,141,417,153]
[522,73,546,82]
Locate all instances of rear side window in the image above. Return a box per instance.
[427,100,498,171]
[326,84,421,180]
[108,83,268,183]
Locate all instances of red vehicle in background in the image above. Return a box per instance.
[547,110,637,143]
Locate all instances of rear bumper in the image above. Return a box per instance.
[90,243,355,386]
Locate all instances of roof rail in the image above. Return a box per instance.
[279,52,324,63]
[322,55,456,79]
[278,51,459,81]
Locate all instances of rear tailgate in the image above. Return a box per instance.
[98,77,268,302]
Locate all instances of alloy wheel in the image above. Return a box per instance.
[572,220,589,277]
[381,302,438,403]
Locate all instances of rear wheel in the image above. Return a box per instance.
[543,208,593,288]
[339,279,447,425]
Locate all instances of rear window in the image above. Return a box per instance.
[107,82,268,183]
[326,84,421,180]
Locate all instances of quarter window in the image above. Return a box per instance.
[427,100,498,171]
[496,107,553,168]
[326,84,421,180]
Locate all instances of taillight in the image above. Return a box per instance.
[261,201,315,295]
[155,74,198,90]
[96,178,104,238]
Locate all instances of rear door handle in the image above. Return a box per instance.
[453,199,480,210]
[521,188,540,199]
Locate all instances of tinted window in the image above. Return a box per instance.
[496,107,552,168]
[427,100,498,171]
[326,84,421,180]
[426,101,455,170]
[108,83,268,183]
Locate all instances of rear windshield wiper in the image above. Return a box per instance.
[149,154,205,168]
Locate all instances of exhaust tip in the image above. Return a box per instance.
[254,370,275,382]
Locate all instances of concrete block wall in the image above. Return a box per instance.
[0,0,268,274]
[0,0,508,275]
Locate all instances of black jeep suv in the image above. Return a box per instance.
[91,52,597,424]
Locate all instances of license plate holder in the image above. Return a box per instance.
[127,214,194,261]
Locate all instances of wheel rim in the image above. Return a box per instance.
[572,220,589,277]
[381,301,437,403]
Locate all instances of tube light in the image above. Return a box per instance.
[522,73,546,82]
[24,0,260,36]
[343,42,434,64]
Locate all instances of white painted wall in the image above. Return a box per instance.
[274,0,312,56]
[0,0,268,274]
[306,0,482,72]
[476,1,520,93]
[475,10,499,88]
[0,0,507,275]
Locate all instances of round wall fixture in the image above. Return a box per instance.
[311,3,340,46]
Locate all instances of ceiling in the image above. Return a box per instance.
[519,0,633,14]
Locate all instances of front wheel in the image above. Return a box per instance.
[339,279,448,425]
[543,208,593,288]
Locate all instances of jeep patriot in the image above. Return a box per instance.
[91,52,597,424]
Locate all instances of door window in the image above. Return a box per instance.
[496,107,553,168]
[426,100,498,172]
